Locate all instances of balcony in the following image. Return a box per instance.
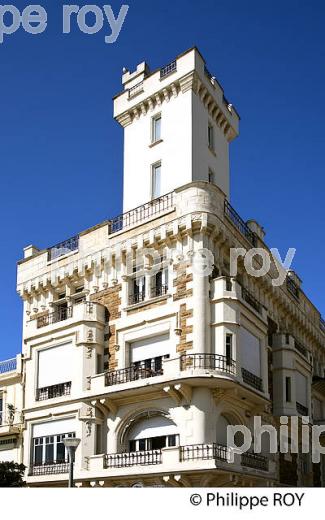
[224,200,257,247]
[29,462,69,476]
[85,445,275,481]
[128,291,145,306]
[108,192,174,234]
[241,368,263,392]
[294,339,308,358]
[160,60,177,79]
[0,357,17,374]
[104,449,162,468]
[241,286,262,314]
[180,443,229,462]
[180,353,236,376]
[36,381,71,401]
[48,235,79,261]
[241,452,269,472]
[37,306,72,328]
[151,284,168,298]
[26,301,106,337]
[105,357,164,386]
[296,402,308,416]
[0,409,23,435]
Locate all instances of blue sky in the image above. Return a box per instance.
[0,0,324,359]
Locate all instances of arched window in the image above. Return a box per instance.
[127,416,179,452]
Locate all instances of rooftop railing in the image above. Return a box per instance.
[128,81,144,99]
[320,317,325,333]
[104,449,162,468]
[224,200,257,246]
[0,357,17,374]
[48,235,79,261]
[160,60,177,79]
[241,368,263,392]
[180,353,236,375]
[108,192,174,234]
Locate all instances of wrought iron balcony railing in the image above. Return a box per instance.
[151,284,168,298]
[105,356,164,386]
[128,291,146,305]
[104,449,162,468]
[36,381,71,401]
[241,368,263,392]
[109,192,174,234]
[37,306,72,328]
[241,452,269,471]
[180,443,229,462]
[160,60,177,79]
[241,286,262,314]
[48,235,79,261]
[29,461,69,476]
[224,200,257,246]
[0,357,17,374]
[296,402,309,416]
[294,339,308,358]
[180,353,236,375]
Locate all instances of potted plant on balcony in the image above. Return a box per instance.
[7,404,16,426]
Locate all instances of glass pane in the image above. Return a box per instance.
[45,443,54,464]
[34,444,43,465]
[154,117,161,141]
[56,441,66,463]
[152,165,161,199]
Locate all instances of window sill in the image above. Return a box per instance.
[149,139,163,148]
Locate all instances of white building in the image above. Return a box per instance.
[0,355,24,464]
[14,47,325,487]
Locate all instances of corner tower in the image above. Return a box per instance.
[114,47,239,212]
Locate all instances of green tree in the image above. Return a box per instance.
[0,461,26,487]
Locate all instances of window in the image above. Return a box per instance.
[226,334,233,365]
[208,169,214,184]
[130,276,146,304]
[151,162,161,199]
[37,343,73,399]
[33,432,75,466]
[208,123,214,150]
[0,395,3,426]
[152,268,168,297]
[285,377,291,402]
[151,114,161,143]
[240,328,261,377]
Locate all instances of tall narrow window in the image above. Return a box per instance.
[226,334,233,365]
[285,376,291,402]
[152,114,161,143]
[208,123,214,150]
[151,162,161,199]
[208,169,214,184]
